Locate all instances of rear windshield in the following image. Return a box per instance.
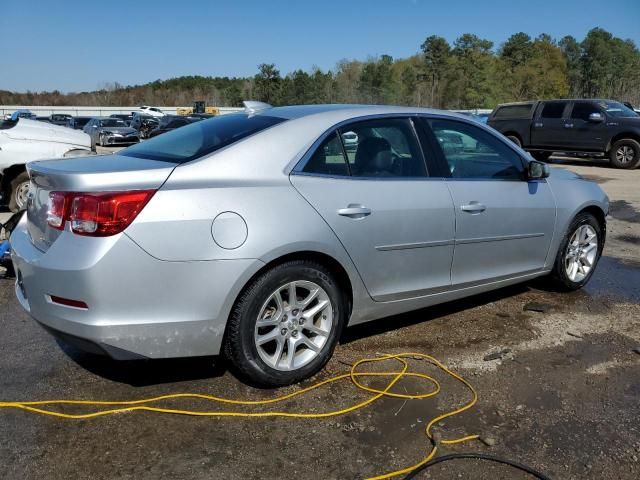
[121,113,287,163]
[493,104,534,119]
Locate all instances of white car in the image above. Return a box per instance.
[0,118,92,211]
[136,106,165,118]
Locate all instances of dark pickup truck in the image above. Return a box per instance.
[487,99,640,169]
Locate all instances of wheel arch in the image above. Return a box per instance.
[227,250,355,335]
[0,164,27,198]
[576,204,607,240]
[606,132,640,151]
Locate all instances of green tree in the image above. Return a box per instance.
[254,63,282,104]
[421,35,450,107]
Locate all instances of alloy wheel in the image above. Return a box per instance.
[564,224,598,282]
[254,280,333,371]
[615,145,635,164]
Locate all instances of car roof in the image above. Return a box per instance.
[255,104,452,122]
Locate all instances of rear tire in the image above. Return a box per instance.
[8,171,30,213]
[531,151,552,162]
[549,212,603,291]
[609,138,640,169]
[224,260,345,387]
[506,135,522,147]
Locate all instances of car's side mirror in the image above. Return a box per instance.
[588,112,604,122]
[528,160,550,180]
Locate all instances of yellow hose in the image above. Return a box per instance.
[0,352,480,479]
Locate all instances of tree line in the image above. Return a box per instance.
[2,28,639,110]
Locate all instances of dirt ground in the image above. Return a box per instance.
[1,156,639,480]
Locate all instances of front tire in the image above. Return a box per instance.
[609,138,640,169]
[224,260,345,387]
[8,171,30,212]
[550,212,603,290]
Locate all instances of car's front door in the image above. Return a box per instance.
[530,101,570,148]
[423,117,556,287]
[290,117,455,302]
[565,101,609,151]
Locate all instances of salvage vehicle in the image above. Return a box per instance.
[488,99,640,168]
[11,103,608,386]
[130,113,160,139]
[0,117,92,211]
[66,116,92,130]
[83,117,140,147]
[136,105,165,118]
[49,114,73,126]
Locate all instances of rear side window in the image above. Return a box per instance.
[303,132,349,176]
[493,104,534,119]
[343,118,427,178]
[121,113,286,163]
[540,102,567,119]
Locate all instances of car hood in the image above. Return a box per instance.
[98,126,137,135]
[2,118,91,148]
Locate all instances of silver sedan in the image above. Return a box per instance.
[11,103,608,386]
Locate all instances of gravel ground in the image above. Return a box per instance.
[1,155,639,480]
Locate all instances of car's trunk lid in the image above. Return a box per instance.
[26,154,176,252]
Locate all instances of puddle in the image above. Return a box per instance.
[608,200,640,224]
[583,255,640,302]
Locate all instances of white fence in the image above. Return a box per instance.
[0,105,243,117]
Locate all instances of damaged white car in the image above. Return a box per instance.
[0,116,93,211]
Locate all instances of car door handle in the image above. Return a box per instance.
[460,202,486,213]
[338,205,372,218]
[534,122,543,128]
[564,123,574,128]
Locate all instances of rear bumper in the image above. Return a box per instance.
[10,218,264,359]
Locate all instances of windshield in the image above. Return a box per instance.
[100,119,127,127]
[599,101,639,118]
[121,113,286,163]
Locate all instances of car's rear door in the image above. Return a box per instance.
[530,101,571,148]
[290,117,455,302]
[421,117,556,287]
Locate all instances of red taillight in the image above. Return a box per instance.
[46,190,155,236]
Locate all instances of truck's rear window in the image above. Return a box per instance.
[493,104,534,119]
[121,113,286,163]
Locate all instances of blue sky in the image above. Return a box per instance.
[2,0,639,93]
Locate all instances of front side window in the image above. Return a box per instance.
[570,102,601,121]
[342,118,427,178]
[540,102,567,119]
[121,113,286,163]
[429,119,524,180]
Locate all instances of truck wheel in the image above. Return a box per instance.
[506,135,521,147]
[609,139,640,169]
[8,171,30,212]
[531,151,552,162]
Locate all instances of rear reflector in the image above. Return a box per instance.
[49,295,89,309]
[47,190,155,236]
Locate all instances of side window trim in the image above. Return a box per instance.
[413,116,450,178]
